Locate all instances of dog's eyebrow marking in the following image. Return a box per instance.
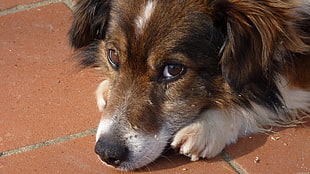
[135,0,156,33]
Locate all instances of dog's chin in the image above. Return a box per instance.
[96,122,171,171]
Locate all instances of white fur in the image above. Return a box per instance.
[171,106,273,161]
[121,127,170,170]
[135,1,156,33]
[96,119,114,141]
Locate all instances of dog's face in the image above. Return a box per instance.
[70,0,229,170]
[93,1,227,170]
[69,0,308,171]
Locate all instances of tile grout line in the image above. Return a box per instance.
[63,0,76,10]
[220,151,249,174]
[0,128,96,158]
[0,0,73,16]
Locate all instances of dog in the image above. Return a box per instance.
[69,0,310,171]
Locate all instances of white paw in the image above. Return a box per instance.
[171,110,242,161]
[171,121,222,161]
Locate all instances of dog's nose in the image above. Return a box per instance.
[95,136,129,168]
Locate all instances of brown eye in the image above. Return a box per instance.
[162,64,185,80]
[108,49,120,68]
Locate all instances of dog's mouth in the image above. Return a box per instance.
[94,119,171,171]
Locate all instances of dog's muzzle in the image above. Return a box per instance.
[94,134,129,168]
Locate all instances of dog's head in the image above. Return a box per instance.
[69,0,307,170]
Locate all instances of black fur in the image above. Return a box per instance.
[69,0,112,49]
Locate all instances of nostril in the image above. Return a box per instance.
[95,138,129,168]
[106,158,121,166]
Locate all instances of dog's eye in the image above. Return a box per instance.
[108,49,120,68]
[162,64,185,80]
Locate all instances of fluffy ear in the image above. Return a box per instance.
[209,0,309,108]
[69,0,112,49]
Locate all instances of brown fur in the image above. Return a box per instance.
[210,0,310,93]
[286,54,310,89]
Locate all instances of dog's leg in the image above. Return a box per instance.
[171,109,244,161]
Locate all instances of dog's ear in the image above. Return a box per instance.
[209,0,307,93]
[69,0,112,49]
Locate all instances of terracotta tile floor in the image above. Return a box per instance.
[0,1,309,174]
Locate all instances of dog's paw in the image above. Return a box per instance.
[171,124,201,161]
[171,121,222,161]
[171,110,241,161]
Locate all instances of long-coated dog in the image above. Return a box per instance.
[69,0,310,171]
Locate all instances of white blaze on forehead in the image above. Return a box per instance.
[135,0,157,33]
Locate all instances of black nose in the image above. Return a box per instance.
[95,136,129,168]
